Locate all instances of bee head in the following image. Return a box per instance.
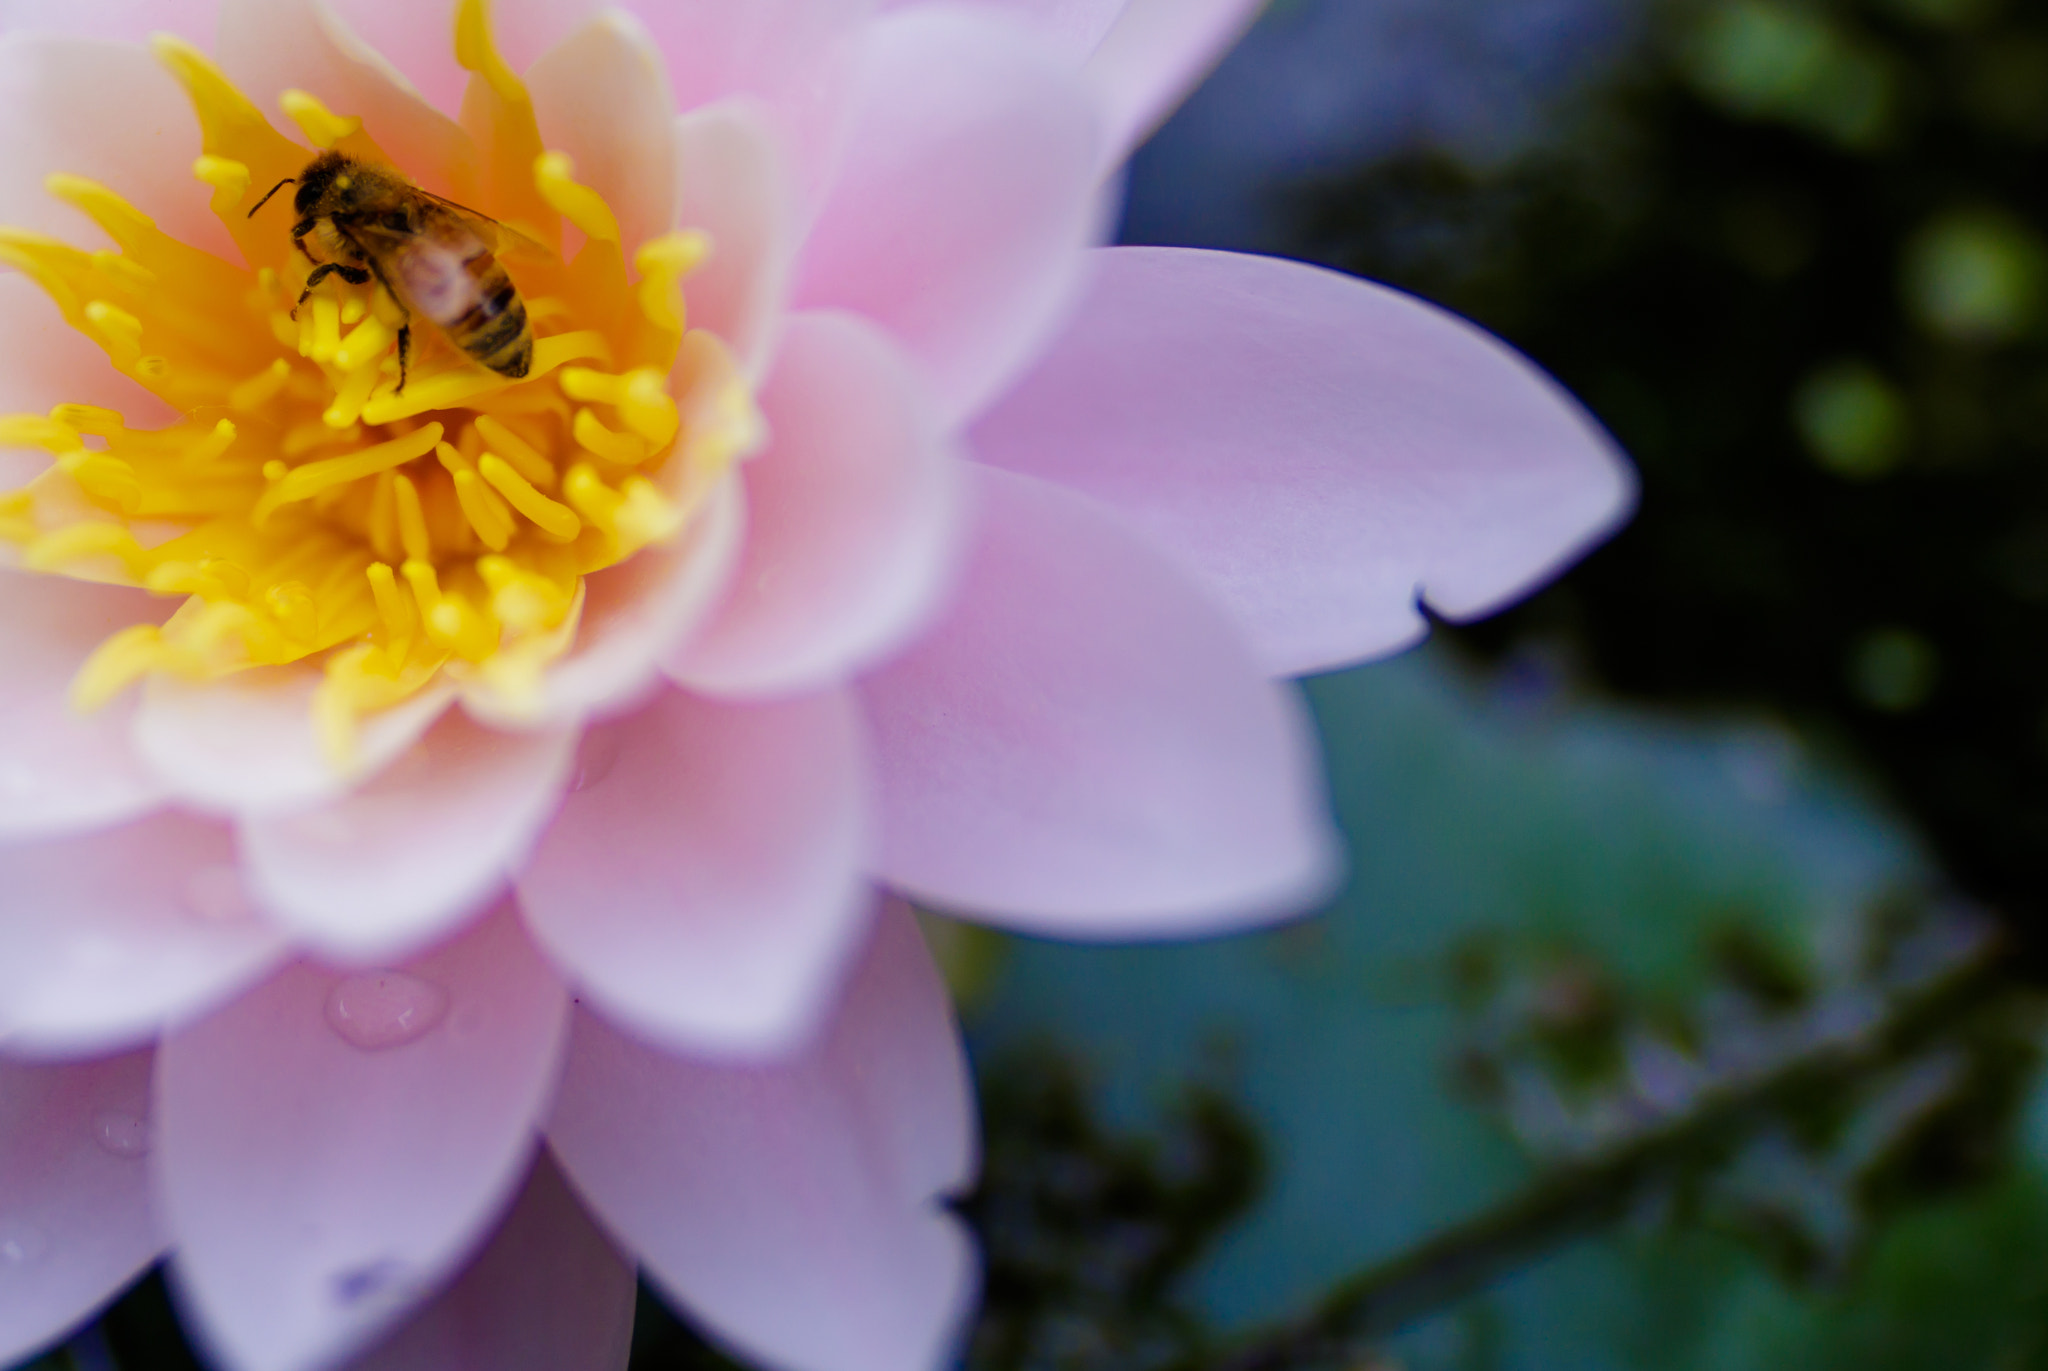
[293,149,358,217]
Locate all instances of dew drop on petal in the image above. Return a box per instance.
[93,1109,150,1158]
[571,724,623,793]
[331,1256,409,1306]
[183,863,254,924]
[324,971,449,1051]
[0,1220,49,1269]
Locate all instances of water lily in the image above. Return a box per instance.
[0,1,1633,1369]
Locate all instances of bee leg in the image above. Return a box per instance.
[396,323,412,394]
[293,263,372,321]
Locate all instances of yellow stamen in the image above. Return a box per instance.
[334,315,393,372]
[192,155,250,217]
[572,407,648,465]
[453,0,525,105]
[279,90,362,150]
[472,415,553,488]
[392,472,433,563]
[366,561,416,652]
[71,624,165,710]
[307,295,342,364]
[265,579,318,642]
[85,300,143,360]
[322,357,381,428]
[183,418,238,466]
[228,359,292,412]
[478,454,579,540]
[635,231,710,334]
[533,151,619,244]
[49,404,124,438]
[252,422,443,525]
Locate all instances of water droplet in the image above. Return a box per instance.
[93,1109,150,1158]
[324,971,449,1051]
[571,724,623,793]
[183,864,254,924]
[0,1220,49,1268]
[331,1256,407,1304]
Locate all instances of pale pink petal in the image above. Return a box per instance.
[0,35,233,260]
[861,465,1341,936]
[0,1049,161,1367]
[876,0,1125,64]
[213,0,474,202]
[133,666,452,815]
[462,469,743,731]
[1085,0,1264,164]
[525,10,676,257]
[669,312,958,698]
[519,686,870,1056]
[792,6,1103,427]
[324,0,474,117]
[158,906,568,1371]
[0,573,167,841]
[0,0,213,47]
[973,248,1637,677]
[602,0,874,208]
[0,813,286,1056]
[673,99,798,380]
[239,710,575,963]
[343,1151,634,1371]
[548,900,975,1371]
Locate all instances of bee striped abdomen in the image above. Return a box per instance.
[454,264,532,378]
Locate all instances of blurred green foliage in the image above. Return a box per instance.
[1297,0,2048,960]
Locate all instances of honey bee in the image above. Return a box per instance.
[250,150,532,391]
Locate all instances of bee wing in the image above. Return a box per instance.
[413,190,553,258]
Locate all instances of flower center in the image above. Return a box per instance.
[0,0,757,764]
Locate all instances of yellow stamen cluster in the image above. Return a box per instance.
[0,0,759,765]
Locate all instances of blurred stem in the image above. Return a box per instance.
[1180,938,2011,1371]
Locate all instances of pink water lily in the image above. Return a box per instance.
[0,0,1633,1368]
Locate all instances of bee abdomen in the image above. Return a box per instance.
[451,268,532,378]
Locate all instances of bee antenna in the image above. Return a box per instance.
[248,177,296,218]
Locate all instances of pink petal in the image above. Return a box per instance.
[0,0,214,46]
[133,666,453,815]
[157,906,568,1371]
[239,710,575,963]
[462,470,743,731]
[1085,0,1264,164]
[669,312,959,699]
[0,813,286,1056]
[0,573,167,841]
[971,248,1637,677]
[877,0,1125,64]
[518,685,871,1056]
[547,900,975,1371]
[322,0,475,117]
[860,465,1341,936]
[0,35,234,260]
[343,1151,634,1371]
[792,6,1104,427]
[605,0,873,208]
[673,99,798,381]
[0,1049,161,1367]
[525,10,676,257]
[213,0,473,202]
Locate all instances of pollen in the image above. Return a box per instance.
[0,0,759,767]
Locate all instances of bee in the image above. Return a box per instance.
[249,150,532,391]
